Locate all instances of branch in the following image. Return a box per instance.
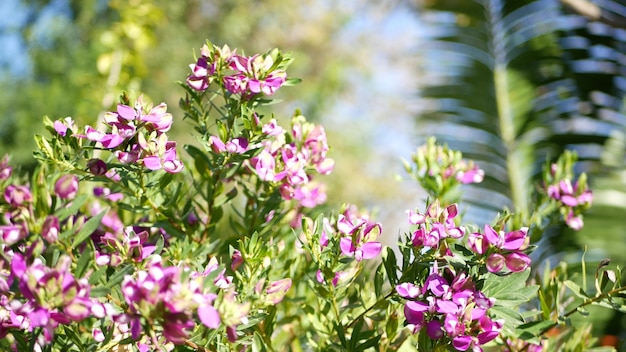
[561,0,626,29]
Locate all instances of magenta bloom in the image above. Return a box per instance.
[4,184,32,207]
[505,252,531,272]
[42,216,60,243]
[54,174,79,200]
[396,283,421,299]
[486,253,506,273]
[426,320,444,339]
[0,155,13,180]
[339,237,382,262]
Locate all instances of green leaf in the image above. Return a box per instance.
[374,263,384,297]
[382,247,398,286]
[515,320,556,341]
[61,326,86,352]
[105,264,134,289]
[490,306,525,329]
[55,194,88,221]
[71,210,107,249]
[481,270,535,306]
[563,280,590,299]
[74,242,93,278]
[335,322,347,348]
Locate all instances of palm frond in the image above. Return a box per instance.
[414,0,626,222]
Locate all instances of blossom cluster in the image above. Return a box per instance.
[120,256,221,345]
[407,137,484,196]
[1,173,100,347]
[252,115,334,208]
[468,225,531,273]
[546,174,592,230]
[54,96,184,174]
[1,251,102,344]
[400,197,532,350]
[187,44,287,97]
[407,200,465,248]
[407,199,531,274]
[312,206,382,287]
[208,114,335,209]
[397,267,502,351]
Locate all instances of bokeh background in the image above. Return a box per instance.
[1,0,625,346]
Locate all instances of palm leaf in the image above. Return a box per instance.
[414,0,626,338]
[414,0,624,225]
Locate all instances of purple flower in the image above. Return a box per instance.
[339,236,382,262]
[4,184,32,207]
[404,301,427,326]
[486,253,506,273]
[426,320,444,339]
[54,175,79,200]
[265,278,292,304]
[231,250,243,271]
[396,282,421,298]
[0,155,12,180]
[42,216,59,243]
[505,252,531,272]
[87,158,108,176]
[0,224,27,245]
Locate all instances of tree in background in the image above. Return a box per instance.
[0,0,421,216]
[411,0,626,345]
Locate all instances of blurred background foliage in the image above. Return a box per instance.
[1,0,625,347]
[411,0,626,343]
[0,0,422,222]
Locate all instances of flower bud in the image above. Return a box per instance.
[55,175,79,200]
[0,156,12,180]
[231,250,243,271]
[265,278,292,304]
[87,159,108,176]
[42,215,60,243]
[4,185,32,207]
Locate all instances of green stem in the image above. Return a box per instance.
[346,290,396,329]
[563,285,626,318]
[535,284,626,337]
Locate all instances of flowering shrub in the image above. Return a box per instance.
[0,41,625,351]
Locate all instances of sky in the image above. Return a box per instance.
[0,0,31,76]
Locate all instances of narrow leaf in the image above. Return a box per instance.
[72,210,106,249]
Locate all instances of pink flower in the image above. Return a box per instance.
[42,216,59,243]
[53,117,77,136]
[265,278,292,304]
[293,183,327,208]
[253,150,278,181]
[396,283,421,299]
[339,237,382,262]
[486,253,506,273]
[456,164,484,184]
[262,119,284,136]
[54,174,79,200]
[4,184,32,207]
[0,155,12,180]
[0,224,27,245]
[198,304,220,329]
[566,211,584,230]
[505,252,531,272]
